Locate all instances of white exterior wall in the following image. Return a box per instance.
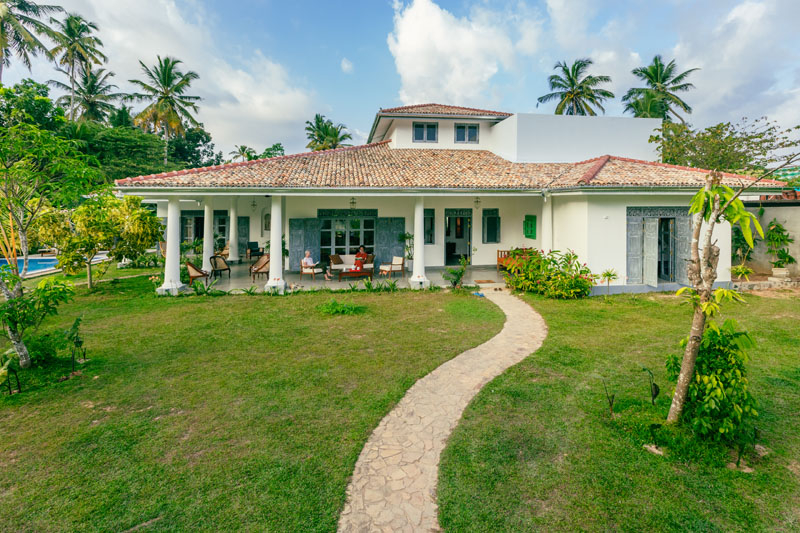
[551,196,589,259]
[745,206,800,276]
[382,113,660,163]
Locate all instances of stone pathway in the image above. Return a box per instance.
[338,290,547,532]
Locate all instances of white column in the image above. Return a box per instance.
[266,195,285,293]
[202,197,214,273]
[158,197,186,295]
[410,196,430,289]
[541,193,553,252]
[228,197,240,263]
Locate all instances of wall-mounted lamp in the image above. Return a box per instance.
[251,198,258,212]
[474,197,481,210]
[350,197,357,210]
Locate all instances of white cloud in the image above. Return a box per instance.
[387,0,541,106]
[3,0,315,155]
[340,57,354,74]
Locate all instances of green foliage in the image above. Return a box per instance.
[123,253,160,269]
[537,58,614,116]
[0,272,74,341]
[600,268,618,295]
[168,125,223,168]
[763,218,796,267]
[504,249,596,299]
[442,255,468,289]
[398,231,414,260]
[317,299,366,316]
[623,55,698,122]
[259,142,285,159]
[731,224,759,263]
[0,80,66,130]
[676,287,744,318]
[88,126,170,182]
[652,118,800,173]
[666,319,757,442]
[688,179,763,249]
[730,264,754,281]
[305,113,353,151]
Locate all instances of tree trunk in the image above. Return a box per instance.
[86,261,93,289]
[7,325,31,369]
[667,306,706,422]
[70,66,76,121]
[163,127,169,166]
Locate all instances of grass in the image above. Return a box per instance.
[22,261,161,289]
[0,277,504,532]
[438,291,800,532]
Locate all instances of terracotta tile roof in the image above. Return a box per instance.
[115,143,786,192]
[377,103,512,117]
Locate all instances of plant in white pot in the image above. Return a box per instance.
[764,219,796,278]
[398,232,414,271]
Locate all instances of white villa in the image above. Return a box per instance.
[114,103,785,294]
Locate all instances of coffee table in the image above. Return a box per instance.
[338,269,374,282]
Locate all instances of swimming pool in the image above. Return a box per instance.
[0,258,59,273]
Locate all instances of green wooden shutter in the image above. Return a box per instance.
[523,215,537,239]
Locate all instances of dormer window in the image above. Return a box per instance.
[413,122,438,143]
[455,123,479,144]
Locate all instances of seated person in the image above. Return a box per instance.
[354,246,368,271]
[302,250,316,268]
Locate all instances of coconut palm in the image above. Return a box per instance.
[623,55,699,123]
[49,65,125,122]
[305,113,353,151]
[623,91,668,119]
[0,0,62,82]
[129,56,201,165]
[537,58,615,116]
[49,13,106,120]
[229,145,256,162]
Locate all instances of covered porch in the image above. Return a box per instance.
[147,191,546,295]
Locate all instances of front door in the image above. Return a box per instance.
[319,217,376,265]
[643,218,658,287]
[445,213,472,265]
[237,216,249,255]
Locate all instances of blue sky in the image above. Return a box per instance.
[6,0,800,156]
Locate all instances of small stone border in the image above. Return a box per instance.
[338,290,547,532]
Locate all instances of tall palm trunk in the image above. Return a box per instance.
[162,125,169,166]
[69,62,76,121]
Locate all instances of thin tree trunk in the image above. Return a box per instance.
[86,261,93,289]
[70,65,76,121]
[7,325,31,369]
[163,126,169,166]
[667,306,706,422]
[0,61,4,85]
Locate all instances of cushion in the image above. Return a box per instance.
[329,254,343,265]
[379,264,391,272]
[392,256,404,265]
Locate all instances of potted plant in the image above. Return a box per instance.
[398,232,414,271]
[764,219,796,278]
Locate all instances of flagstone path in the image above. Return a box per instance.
[338,290,547,532]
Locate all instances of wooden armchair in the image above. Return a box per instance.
[210,255,231,279]
[300,260,324,280]
[379,256,405,278]
[186,261,209,286]
[246,241,264,260]
[250,254,270,282]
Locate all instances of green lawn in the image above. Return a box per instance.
[438,291,800,532]
[0,278,504,532]
[23,261,161,289]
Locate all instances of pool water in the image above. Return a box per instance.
[0,258,59,273]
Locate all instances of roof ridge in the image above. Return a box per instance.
[578,155,611,184]
[605,155,786,184]
[378,103,512,116]
[115,141,392,185]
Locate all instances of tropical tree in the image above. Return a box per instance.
[109,104,134,127]
[229,144,255,162]
[259,142,284,159]
[168,125,222,168]
[623,91,668,119]
[537,58,615,116]
[49,65,124,121]
[48,13,106,121]
[623,55,698,124]
[305,113,353,151]
[129,55,201,165]
[0,0,62,83]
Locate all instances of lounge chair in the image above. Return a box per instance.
[186,261,209,286]
[300,260,323,280]
[379,256,405,278]
[210,255,231,279]
[246,241,264,260]
[250,254,270,282]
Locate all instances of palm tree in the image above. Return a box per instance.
[129,56,201,165]
[623,91,668,119]
[109,104,134,128]
[49,13,106,121]
[623,55,699,123]
[49,65,125,122]
[304,113,353,151]
[229,144,255,162]
[537,58,615,116]
[0,0,61,83]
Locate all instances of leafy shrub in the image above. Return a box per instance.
[124,253,161,269]
[317,299,367,316]
[504,249,595,299]
[442,255,468,289]
[730,264,754,281]
[764,218,796,267]
[666,319,757,442]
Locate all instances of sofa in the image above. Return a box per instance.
[329,254,375,272]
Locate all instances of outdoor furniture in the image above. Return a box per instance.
[497,248,534,273]
[38,246,58,256]
[186,261,209,286]
[299,261,324,280]
[210,255,231,279]
[217,242,230,259]
[249,254,270,282]
[328,254,375,273]
[338,268,374,282]
[246,241,264,260]
[379,256,405,278]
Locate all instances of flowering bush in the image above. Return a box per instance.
[503,249,596,299]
